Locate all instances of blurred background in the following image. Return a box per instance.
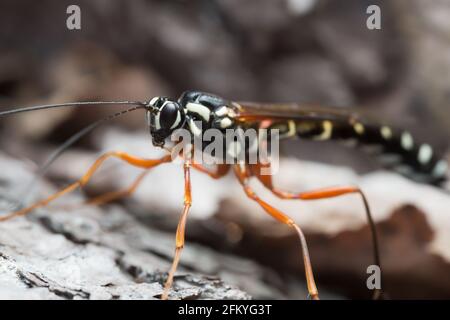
[0,0,449,299]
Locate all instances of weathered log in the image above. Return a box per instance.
[0,154,286,300]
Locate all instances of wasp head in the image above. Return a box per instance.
[146,96,186,147]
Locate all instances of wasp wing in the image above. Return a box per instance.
[233,101,447,186]
[233,101,360,123]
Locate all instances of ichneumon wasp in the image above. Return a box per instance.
[0,90,448,300]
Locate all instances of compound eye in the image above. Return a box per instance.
[159,101,181,130]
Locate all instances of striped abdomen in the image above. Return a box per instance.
[272,119,448,186]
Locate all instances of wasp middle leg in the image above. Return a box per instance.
[161,159,192,300]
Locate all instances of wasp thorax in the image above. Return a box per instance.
[146,96,186,147]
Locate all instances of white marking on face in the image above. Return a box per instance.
[313,120,333,140]
[219,117,233,129]
[432,160,448,178]
[149,96,159,106]
[187,102,211,122]
[154,110,161,130]
[214,106,229,117]
[353,122,365,135]
[380,126,392,140]
[146,110,151,127]
[189,118,202,137]
[418,144,433,165]
[401,132,414,150]
[170,110,181,129]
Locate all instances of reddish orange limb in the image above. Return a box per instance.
[0,152,172,222]
[84,170,149,206]
[249,162,383,299]
[234,164,319,300]
[273,185,362,200]
[161,160,192,300]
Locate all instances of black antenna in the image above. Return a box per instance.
[0,100,146,117]
[18,105,146,206]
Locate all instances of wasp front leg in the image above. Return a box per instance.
[0,152,172,222]
[56,170,152,211]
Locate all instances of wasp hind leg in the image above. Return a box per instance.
[0,152,172,222]
[234,164,319,300]
[249,163,383,300]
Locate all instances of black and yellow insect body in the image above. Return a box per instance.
[272,117,448,186]
[146,90,448,186]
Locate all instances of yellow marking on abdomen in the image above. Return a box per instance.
[312,120,333,141]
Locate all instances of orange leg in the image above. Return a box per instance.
[249,163,383,299]
[55,170,152,211]
[0,152,172,222]
[63,162,228,211]
[161,159,192,300]
[234,164,319,300]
